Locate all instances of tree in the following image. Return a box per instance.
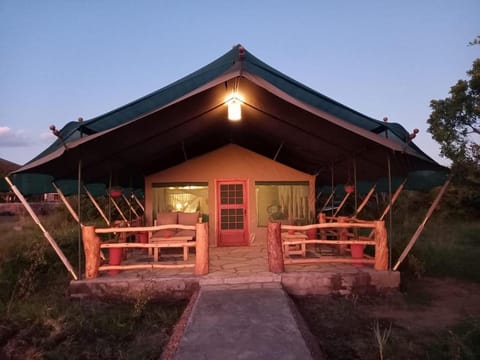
[428,59,480,215]
[427,58,479,166]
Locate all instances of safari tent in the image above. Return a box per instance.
[6,45,449,284]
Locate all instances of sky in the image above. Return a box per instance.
[0,0,478,166]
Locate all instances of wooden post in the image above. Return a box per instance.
[374,220,388,270]
[195,222,209,275]
[318,212,326,239]
[337,216,348,255]
[267,222,285,273]
[82,225,101,278]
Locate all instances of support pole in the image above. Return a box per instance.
[132,193,145,212]
[393,178,451,271]
[333,192,351,217]
[267,222,285,273]
[84,186,110,226]
[110,193,128,222]
[378,179,406,222]
[122,194,139,218]
[77,160,83,279]
[354,183,376,217]
[195,222,209,275]
[368,179,406,238]
[82,225,100,279]
[5,176,78,280]
[52,181,79,223]
[320,192,334,212]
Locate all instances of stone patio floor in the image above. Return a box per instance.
[70,237,400,299]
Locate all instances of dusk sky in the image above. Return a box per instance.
[1,1,478,166]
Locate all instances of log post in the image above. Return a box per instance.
[82,225,101,279]
[267,222,285,273]
[337,216,348,255]
[195,222,209,275]
[374,220,388,270]
[318,212,326,239]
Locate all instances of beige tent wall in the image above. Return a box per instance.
[145,144,315,246]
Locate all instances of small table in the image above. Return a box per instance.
[150,236,193,262]
[281,232,308,258]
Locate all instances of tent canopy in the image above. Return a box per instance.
[10,45,447,195]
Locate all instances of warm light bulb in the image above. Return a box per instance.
[227,97,242,121]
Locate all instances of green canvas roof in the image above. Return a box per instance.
[10,45,447,195]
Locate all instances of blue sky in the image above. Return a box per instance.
[1,0,478,166]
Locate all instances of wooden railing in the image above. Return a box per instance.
[266,218,388,273]
[82,222,209,279]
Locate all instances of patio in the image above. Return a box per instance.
[69,232,400,300]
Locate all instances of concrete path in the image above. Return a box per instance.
[173,288,320,360]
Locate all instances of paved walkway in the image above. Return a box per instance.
[173,288,320,360]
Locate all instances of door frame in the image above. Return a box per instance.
[215,178,249,246]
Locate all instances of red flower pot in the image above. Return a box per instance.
[108,247,123,275]
[307,228,317,239]
[350,244,364,267]
[136,232,148,253]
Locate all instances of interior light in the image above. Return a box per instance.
[227,95,242,121]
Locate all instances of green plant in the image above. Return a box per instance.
[428,316,480,360]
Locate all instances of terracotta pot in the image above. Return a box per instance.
[136,232,148,253]
[350,244,364,267]
[108,247,123,275]
[307,228,317,239]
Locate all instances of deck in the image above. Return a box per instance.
[69,235,400,299]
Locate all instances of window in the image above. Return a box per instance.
[255,181,310,227]
[152,183,208,218]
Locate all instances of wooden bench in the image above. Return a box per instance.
[149,235,194,261]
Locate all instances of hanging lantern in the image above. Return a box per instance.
[227,96,242,121]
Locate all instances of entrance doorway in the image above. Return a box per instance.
[217,180,249,246]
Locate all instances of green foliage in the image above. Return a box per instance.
[388,191,480,282]
[0,212,185,358]
[428,58,480,165]
[428,316,480,360]
[468,35,480,46]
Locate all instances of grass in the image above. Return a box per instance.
[427,317,480,360]
[0,211,186,359]
[395,218,480,283]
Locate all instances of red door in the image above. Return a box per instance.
[217,180,249,246]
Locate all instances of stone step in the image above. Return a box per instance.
[199,274,282,291]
